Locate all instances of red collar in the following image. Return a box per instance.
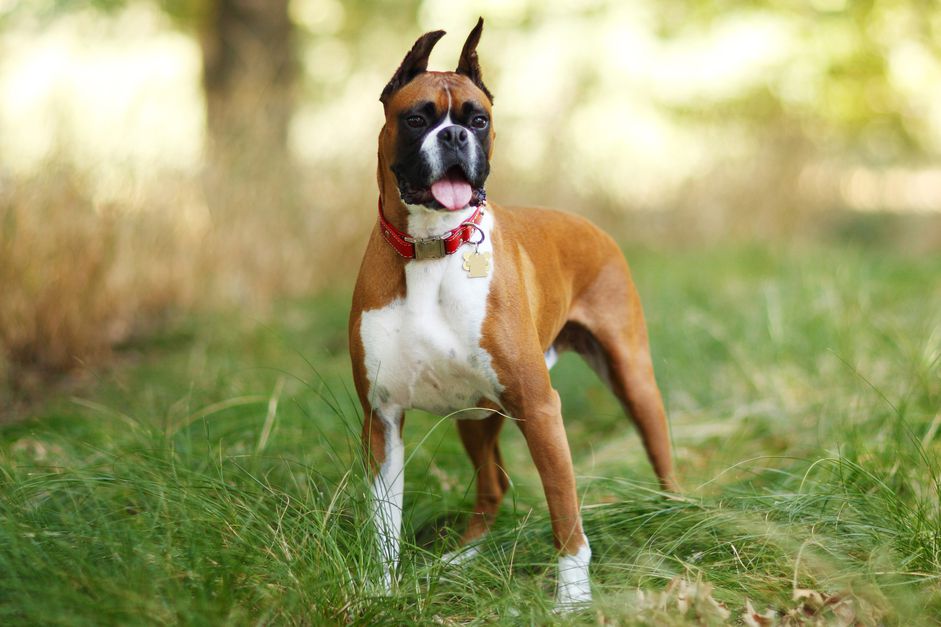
[378,198,484,260]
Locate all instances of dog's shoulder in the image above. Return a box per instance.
[350,223,406,316]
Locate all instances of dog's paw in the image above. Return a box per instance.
[555,572,592,613]
[555,540,592,611]
[441,544,480,566]
[554,589,592,614]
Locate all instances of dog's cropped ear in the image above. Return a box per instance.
[380,29,446,105]
[456,17,493,103]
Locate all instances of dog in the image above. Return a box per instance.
[348,18,676,609]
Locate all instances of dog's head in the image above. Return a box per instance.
[378,18,494,212]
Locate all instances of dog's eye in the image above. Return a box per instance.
[471,115,489,130]
[406,115,426,129]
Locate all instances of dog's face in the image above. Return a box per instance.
[378,19,495,211]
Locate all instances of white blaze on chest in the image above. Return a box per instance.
[360,207,502,417]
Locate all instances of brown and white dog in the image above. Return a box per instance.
[349,18,676,609]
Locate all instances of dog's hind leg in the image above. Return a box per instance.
[566,260,677,491]
[455,411,508,547]
[591,324,676,491]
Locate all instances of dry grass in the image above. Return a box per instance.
[0,158,371,396]
[0,165,200,391]
[0,167,183,386]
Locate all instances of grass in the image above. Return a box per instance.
[0,164,365,392]
[1,243,940,625]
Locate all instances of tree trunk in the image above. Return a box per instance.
[199,0,296,218]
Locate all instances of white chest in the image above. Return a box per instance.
[360,209,502,418]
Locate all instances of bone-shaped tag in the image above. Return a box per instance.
[462,251,491,278]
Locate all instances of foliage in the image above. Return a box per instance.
[654,0,941,160]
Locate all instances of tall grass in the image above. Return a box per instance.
[1,404,937,623]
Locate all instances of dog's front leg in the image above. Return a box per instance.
[363,406,405,591]
[506,384,592,609]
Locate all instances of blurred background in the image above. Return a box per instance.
[1,0,940,392]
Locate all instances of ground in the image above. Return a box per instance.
[1,243,940,625]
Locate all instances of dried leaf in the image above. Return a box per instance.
[634,577,730,624]
[793,587,827,612]
[742,599,776,626]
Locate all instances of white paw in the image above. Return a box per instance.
[555,588,592,613]
[442,544,480,566]
[555,538,592,611]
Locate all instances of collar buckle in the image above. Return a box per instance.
[411,237,447,260]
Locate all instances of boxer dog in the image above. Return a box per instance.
[349,18,676,609]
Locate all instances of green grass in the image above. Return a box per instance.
[2,243,940,625]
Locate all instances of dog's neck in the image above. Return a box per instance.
[404,203,479,240]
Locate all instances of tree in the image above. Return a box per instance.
[196,0,297,217]
[5,0,299,216]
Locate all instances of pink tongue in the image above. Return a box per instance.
[431,176,473,211]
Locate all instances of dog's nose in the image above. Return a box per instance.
[438,125,469,150]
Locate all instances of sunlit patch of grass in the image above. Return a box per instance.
[1,244,940,624]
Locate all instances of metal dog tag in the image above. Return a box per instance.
[413,237,447,260]
[462,251,491,278]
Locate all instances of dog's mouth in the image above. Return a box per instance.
[430,167,473,211]
[396,165,487,211]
